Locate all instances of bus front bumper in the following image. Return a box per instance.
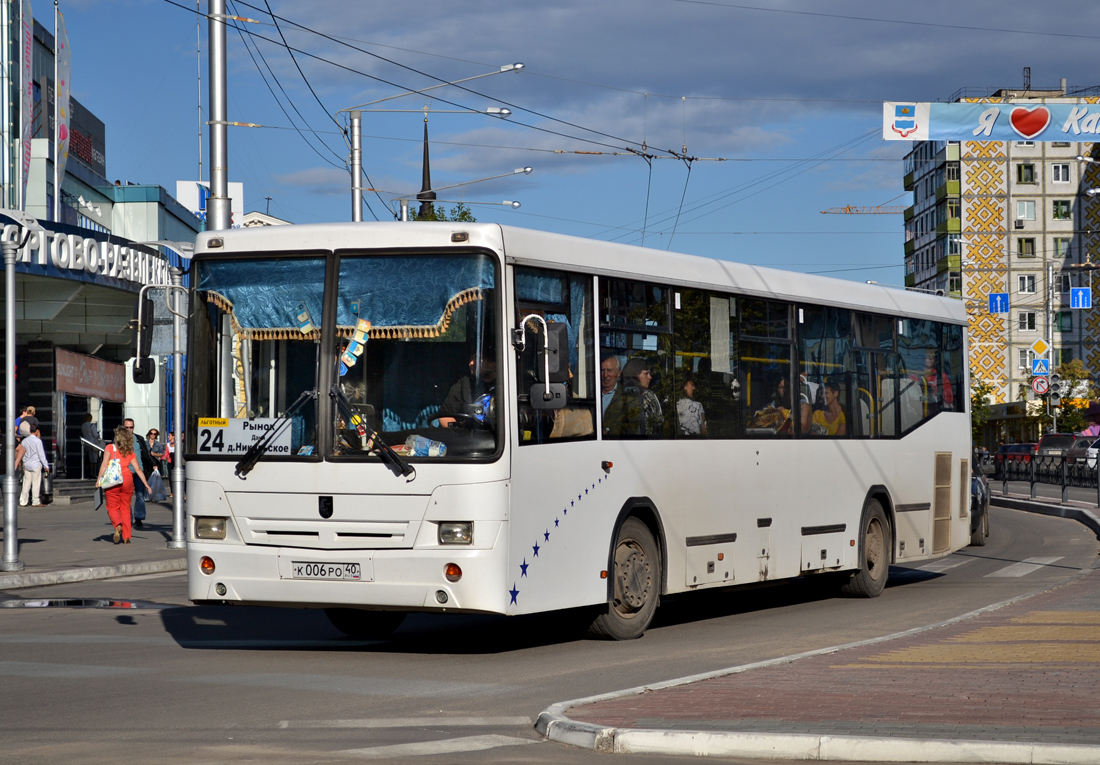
[186,542,509,614]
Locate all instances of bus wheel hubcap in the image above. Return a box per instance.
[865,519,884,582]
[615,540,650,613]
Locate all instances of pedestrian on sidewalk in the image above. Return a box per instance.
[14,405,37,442]
[123,419,156,529]
[96,425,152,544]
[81,413,102,476]
[14,422,48,507]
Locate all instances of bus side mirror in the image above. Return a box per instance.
[133,357,155,384]
[538,322,569,384]
[529,382,566,410]
[130,296,154,384]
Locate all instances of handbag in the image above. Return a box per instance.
[147,470,168,502]
[98,447,124,489]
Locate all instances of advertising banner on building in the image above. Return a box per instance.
[55,348,126,402]
[20,0,33,209]
[884,101,1100,142]
[55,8,71,186]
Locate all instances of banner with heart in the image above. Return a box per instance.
[1010,107,1051,140]
[883,101,1100,141]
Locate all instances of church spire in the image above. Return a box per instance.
[416,117,436,220]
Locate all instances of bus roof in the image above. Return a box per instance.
[195,222,967,325]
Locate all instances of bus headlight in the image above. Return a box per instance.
[195,517,228,540]
[438,522,473,545]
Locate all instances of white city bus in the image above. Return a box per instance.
[183,222,971,640]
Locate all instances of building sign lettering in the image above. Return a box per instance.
[55,348,126,402]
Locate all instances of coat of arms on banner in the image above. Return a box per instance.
[892,104,918,138]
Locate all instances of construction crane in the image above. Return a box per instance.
[821,205,906,214]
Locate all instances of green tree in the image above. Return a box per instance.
[416,202,476,222]
[1018,359,1095,434]
[970,378,994,444]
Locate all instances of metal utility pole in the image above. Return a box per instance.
[168,268,186,549]
[349,111,362,222]
[208,0,231,231]
[1,235,22,571]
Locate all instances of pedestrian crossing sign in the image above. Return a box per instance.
[1031,358,1050,376]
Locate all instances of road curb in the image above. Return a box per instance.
[533,719,1100,763]
[0,558,186,590]
[990,494,1100,538]
[537,570,1099,763]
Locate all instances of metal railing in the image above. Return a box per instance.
[995,454,1100,505]
[79,438,105,480]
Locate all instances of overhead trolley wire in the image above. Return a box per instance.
[259,0,386,219]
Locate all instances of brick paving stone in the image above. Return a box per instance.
[569,569,1100,745]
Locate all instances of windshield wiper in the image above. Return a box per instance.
[330,385,416,482]
[235,389,318,479]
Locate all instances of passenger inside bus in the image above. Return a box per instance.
[622,358,663,437]
[810,379,847,436]
[676,372,707,437]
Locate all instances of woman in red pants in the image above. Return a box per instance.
[96,425,152,544]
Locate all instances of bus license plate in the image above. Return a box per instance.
[291,562,361,581]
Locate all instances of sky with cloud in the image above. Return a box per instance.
[57,0,1100,284]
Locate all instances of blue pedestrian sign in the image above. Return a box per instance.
[1070,287,1092,309]
[1032,358,1050,376]
[988,292,1009,313]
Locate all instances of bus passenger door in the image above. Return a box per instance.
[508,266,602,613]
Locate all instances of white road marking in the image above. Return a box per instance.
[916,557,973,573]
[279,716,532,729]
[341,734,536,758]
[985,556,1063,577]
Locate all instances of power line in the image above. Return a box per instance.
[225,0,691,160]
[666,0,1100,42]
[259,0,386,219]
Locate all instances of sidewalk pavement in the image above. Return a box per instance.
[538,492,1100,764]
[0,495,185,590]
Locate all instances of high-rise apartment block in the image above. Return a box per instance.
[903,85,1099,438]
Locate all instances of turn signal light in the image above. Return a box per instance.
[444,563,462,582]
[199,556,215,575]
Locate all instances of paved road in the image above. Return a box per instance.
[0,506,1094,764]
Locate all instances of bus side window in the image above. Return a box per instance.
[673,291,739,439]
[515,268,596,444]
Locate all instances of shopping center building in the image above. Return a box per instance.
[0,15,199,477]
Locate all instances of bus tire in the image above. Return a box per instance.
[840,499,889,598]
[587,517,660,640]
[325,608,405,639]
[970,509,989,547]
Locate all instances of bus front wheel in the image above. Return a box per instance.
[841,499,889,598]
[325,608,405,639]
[587,517,660,640]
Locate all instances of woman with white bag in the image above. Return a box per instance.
[96,425,152,544]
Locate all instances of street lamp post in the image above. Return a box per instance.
[0,210,42,572]
[392,167,533,221]
[336,64,523,222]
[393,198,522,221]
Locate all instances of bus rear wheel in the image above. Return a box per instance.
[587,517,660,640]
[325,608,405,639]
[841,499,889,598]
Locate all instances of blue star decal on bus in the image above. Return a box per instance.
[544,530,550,541]
[532,542,540,557]
[520,559,529,577]
[554,518,559,527]
[509,584,519,605]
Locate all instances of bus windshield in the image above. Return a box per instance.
[332,251,499,460]
[188,250,500,462]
